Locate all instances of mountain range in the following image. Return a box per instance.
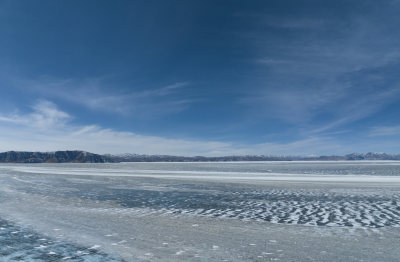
[0,151,399,163]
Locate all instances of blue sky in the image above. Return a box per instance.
[0,0,399,155]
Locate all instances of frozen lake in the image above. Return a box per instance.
[0,161,400,261]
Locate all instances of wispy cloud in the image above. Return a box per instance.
[0,100,228,155]
[369,125,400,137]
[233,13,328,30]
[309,86,400,134]
[239,8,400,134]
[0,100,70,129]
[0,100,357,156]
[12,77,193,117]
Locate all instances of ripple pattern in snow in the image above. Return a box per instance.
[37,183,399,228]
[1,162,400,229]
[157,190,400,228]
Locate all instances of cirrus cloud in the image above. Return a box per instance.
[0,100,357,156]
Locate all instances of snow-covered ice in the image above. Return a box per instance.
[0,161,399,261]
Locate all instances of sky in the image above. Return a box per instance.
[0,0,399,156]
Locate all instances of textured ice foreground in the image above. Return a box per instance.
[0,161,400,261]
[0,218,121,261]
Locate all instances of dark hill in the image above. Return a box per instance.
[0,151,106,163]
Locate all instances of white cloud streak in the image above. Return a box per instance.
[0,100,354,156]
[12,77,192,116]
[0,100,70,129]
[240,11,400,133]
[369,125,400,137]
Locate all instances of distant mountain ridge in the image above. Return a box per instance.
[0,151,399,163]
[108,152,400,162]
[0,151,106,163]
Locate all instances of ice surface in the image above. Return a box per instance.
[0,218,122,261]
[0,161,399,261]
